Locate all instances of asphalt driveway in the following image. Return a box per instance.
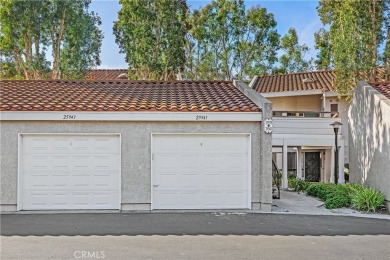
[1,212,390,236]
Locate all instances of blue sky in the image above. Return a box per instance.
[90,0,323,69]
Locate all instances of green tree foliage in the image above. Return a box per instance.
[382,21,390,74]
[275,28,312,74]
[0,0,103,80]
[113,0,188,80]
[186,0,279,80]
[0,55,23,79]
[314,28,332,70]
[317,0,390,94]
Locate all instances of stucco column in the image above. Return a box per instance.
[297,148,302,179]
[282,141,288,189]
[232,80,273,212]
[330,147,335,183]
[259,102,273,212]
[338,141,345,184]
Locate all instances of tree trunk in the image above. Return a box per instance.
[369,1,377,81]
[34,37,41,79]
[385,26,390,67]
[51,9,66,80]
[14,50,29,79]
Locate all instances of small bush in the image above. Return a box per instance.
[306,183,337,201]
[288,177,297,189]
[351,187,385,212]
[306,182,386,211]
[325,185,350,209]
[288,177,309,191]
[295,179,309,192]
[345,183,365,198]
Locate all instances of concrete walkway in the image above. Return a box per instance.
[272,190,390,220]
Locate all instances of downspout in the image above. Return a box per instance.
[322,89,326,116]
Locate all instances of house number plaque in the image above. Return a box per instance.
[264,119,272,133]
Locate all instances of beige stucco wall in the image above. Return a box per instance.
[0,120,269,211]
[349,82,390,209]
[267,95,322,112]
[269,94,350,165]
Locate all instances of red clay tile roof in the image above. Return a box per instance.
[252,70,335,93]
[253,68,390,94]
[85,69,128,80]
[0,80,260,112]
[369,82,390,99]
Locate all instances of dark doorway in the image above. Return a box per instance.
[305,152,321,182]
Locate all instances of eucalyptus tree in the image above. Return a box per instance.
[186,0,279,80]
[113,0,188,80]
[0,0,103,80]
[314,28,332,70]
[317,0,390,94]
[0,0,49,79]
[276,28,312,74]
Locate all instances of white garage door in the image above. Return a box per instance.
[19,134,120,210]
[152,134,250,209]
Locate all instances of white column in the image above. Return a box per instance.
[282,140,288,189]
[338,140,345,184]
[330,146,335,183]
[297,147,302,179]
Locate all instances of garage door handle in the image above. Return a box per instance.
[153,184,160,187]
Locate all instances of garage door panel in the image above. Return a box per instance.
[22,191,120,210]
[203,174,248,189]
[180,173,202,188]
[152,134,250,209]
[51,193,69,205]
[22,155,50,170]
[224,191,248,207]
[154,155,180,171]
[29,193,48,207]
[73,174,89,187]
[52,156,71,169]
[22,137,50,152]
[22,155,119,171]
[223,174,247,188]
[22,136,120,155]
[25,173,50,188]
[73,156,91,168]
[52,174,71,187]
[152,191,177,208]
[153,138,177,153]
[20,135,120,210]
[153,190,248,209]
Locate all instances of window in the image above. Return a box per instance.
[287,152,297,177]
[331,104,338,117]
[272,151,297,178]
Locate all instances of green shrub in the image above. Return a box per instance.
[288,177,310,191]
[345,183,365,198]
[306,183,337,201]
[288,177,297,189]
[296,179,309,192]
[325,185,350,209]
[351,187,385,212]
[306,182,386,211]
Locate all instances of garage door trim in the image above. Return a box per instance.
[150,133,251,210]
[17,133,122,211]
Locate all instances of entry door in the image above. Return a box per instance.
[152,134,250,209]
[305,152,321,182]
[19,134,121,210]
